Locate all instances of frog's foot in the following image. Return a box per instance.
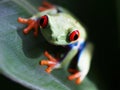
[18,17,38,37]
[68,70,81,84]
[39,1,55,11]
[68,68,78,74]
[40,51,59,73]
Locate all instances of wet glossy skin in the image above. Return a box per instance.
[18,1,93,84]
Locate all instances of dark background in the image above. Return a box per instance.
[0,0,119,90]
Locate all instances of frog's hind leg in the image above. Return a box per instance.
[68,43,93,84]
[39,1,55,12]
[77,43,93,84]
[67,52,82,84]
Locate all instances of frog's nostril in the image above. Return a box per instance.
[51,35,58,41]
[52,37,58,41]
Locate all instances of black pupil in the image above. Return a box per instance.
[74,34,78,40]
[40,18,44,25]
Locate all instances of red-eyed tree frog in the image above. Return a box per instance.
[18,1,93,84]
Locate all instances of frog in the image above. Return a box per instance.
[18,1,93,84]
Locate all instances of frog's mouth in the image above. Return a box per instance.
[46,39,69,46]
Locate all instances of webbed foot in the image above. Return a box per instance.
[18,17,39,37]
[68,69,81,84]
[40,51,59,73]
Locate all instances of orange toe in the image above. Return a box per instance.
[68,69,78,73]
[18,17,28,24]
[40,60,48,65]
[38,7,48,12]
[45,67,52,73]
[76,78,81,84]
[44,51,56,61]
[68,72,80,80]
[42,1,54,8]
[68,72,81,84]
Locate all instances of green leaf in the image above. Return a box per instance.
[0,0,98,90]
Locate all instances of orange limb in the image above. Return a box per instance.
[38,1,55,12]
[38,6,49,12]
[18,17,29,24]
[44,51,56,61]
[42,1,55,8]
[76,78,81,84]
[40,51,58,73]
[68,68,78,74]
[68,72,81,84]
[18,17,38,37]
[40,60,57,73]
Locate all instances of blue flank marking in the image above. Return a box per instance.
[76,41,87,62]
[60,41,87,62]
[67,41,86,51]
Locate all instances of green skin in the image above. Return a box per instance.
[31,7,93,82]
[32,8,87,45]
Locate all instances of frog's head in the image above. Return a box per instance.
[38,13,86,45]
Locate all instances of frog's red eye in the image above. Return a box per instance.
[39,15,48,28]
[69,30,80,41]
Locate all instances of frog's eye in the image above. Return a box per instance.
[39,15,48,28]
[69,30,80,41]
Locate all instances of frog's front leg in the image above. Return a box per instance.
[18,17,39,36]
[40,51,60,73]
